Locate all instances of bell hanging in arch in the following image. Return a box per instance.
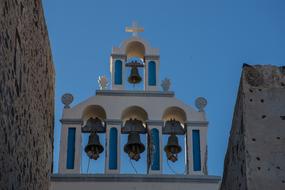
[124,131,145,161]
[84,132,104,160]
[128,66,142,84]
[164,134,182,162]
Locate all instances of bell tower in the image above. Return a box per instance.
[110,22,160,91]
[53,22,220,190]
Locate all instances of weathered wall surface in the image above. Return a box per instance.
[220,65,285,190]
[0,0,54,190]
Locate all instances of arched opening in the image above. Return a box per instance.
[66,128,76,169]
[124,41,146,90]
[150,128,160,171]
[125,57,144,90]
[81,105,107,174]
[192,130,201,171]
[114,60,123,85]
[148,61,156,86]
[162,106,187,125]
[121,105,148,124]
[162,106,187,174]
[109,127,118,170]
[120,106,148,174]
[82,105,107,123]
[125,41,146,59]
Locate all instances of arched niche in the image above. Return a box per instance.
[148,61,156,86]
[150,128,160,170]
[162,106,187,127]
[121,105,148,125]
[82,105,107,125]
[114,60,123,85]
[125,41,146,59]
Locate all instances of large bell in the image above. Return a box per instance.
[164,134,182,162]
[124,132,145,161]
[128,66,142,84]
[84,132,104,160]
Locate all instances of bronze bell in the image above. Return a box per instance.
[124,132,145,161]
[82,117,105,133]
[85,132,104,160]
[164,119,183,129]
[164,134,182,162]
[128,66,142,84]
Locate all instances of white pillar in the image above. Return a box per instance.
[186,121,208,175]
[58,119,82,174]
[105,120,121,174]
[146,121,163,174]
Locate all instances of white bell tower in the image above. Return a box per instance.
[52,22,220,190]
[110,22,160,91]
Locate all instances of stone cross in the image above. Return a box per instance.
[125,21,144,37]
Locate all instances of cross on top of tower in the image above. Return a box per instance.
[125,21,144,37]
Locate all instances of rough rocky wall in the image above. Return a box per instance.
[220,65,285,190]
[0,0,54,190]
[220,79,248,190]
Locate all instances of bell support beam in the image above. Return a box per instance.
[146,120,164,174]
[59,120,83,174]
[105,119,122,174]
[185,121,208,175]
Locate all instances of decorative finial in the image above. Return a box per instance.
[125,21,144,37]
[195,97,207,112]
[61,93,74,108]
[98,75,109,90]
[161,78,171,91]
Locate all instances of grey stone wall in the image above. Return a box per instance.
[220,65,285,190]
[0,0,54,190]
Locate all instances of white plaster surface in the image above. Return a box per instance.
[50,174,220,190]
[58,91,209,175]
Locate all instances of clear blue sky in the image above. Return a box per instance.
[42,0,285,176]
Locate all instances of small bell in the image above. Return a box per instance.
[124,132,145,161]
[128,66,142,84]
[85,132,104,160]
[164,134,182,162]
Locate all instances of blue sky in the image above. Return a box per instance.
[42,0,285,176]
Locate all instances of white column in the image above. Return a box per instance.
[146,121,163,174]
[186,121,208,175]
[105,120,121,174]
[144,59,149,91]
[58,120,82,174]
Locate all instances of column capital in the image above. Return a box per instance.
[185,121,208,127]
